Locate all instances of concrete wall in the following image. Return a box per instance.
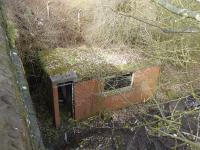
[0,9,32,150]
[0,2,45,149]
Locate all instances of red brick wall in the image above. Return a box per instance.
[74,66,160,120]
[103,66,160,110]
[74,80,102,120]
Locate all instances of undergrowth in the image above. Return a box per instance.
[4,0,200,149]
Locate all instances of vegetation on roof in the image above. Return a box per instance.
[39,46,146,79]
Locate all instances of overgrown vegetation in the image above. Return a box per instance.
[3,0,200,149]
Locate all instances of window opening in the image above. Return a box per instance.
[104,73,132,92]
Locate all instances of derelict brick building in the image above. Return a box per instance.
[39,46,160,128]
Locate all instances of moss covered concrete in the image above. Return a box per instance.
[0,1,45,149]
[39,46,145,80]
[0,11,32,150]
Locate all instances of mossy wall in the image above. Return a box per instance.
[0,2,45,149]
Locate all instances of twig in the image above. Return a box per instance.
[152,127,200,149]
[154,0,200,21]
[182,131,200,141]
[78,9,81,32]
[107,6,200,33]
[196,111,200,141]
[47,1,55,20]
[47,1,50,20]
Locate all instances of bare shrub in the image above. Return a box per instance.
[84,0,157,47]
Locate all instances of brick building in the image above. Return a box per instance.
[39,46,160,128]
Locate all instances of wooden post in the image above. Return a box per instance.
[53,85,61,128]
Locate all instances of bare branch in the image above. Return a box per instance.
[154,0,200,21]
[108,7,200,34]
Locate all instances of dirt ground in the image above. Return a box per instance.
[0,16,31,150]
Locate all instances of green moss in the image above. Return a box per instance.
[7,21,17,48]
[0,43,6,49]
[166,89,179,99]
[39,47,145,80]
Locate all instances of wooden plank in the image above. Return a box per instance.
[53,86,61,128]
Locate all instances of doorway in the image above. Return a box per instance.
[58,82,74,120]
